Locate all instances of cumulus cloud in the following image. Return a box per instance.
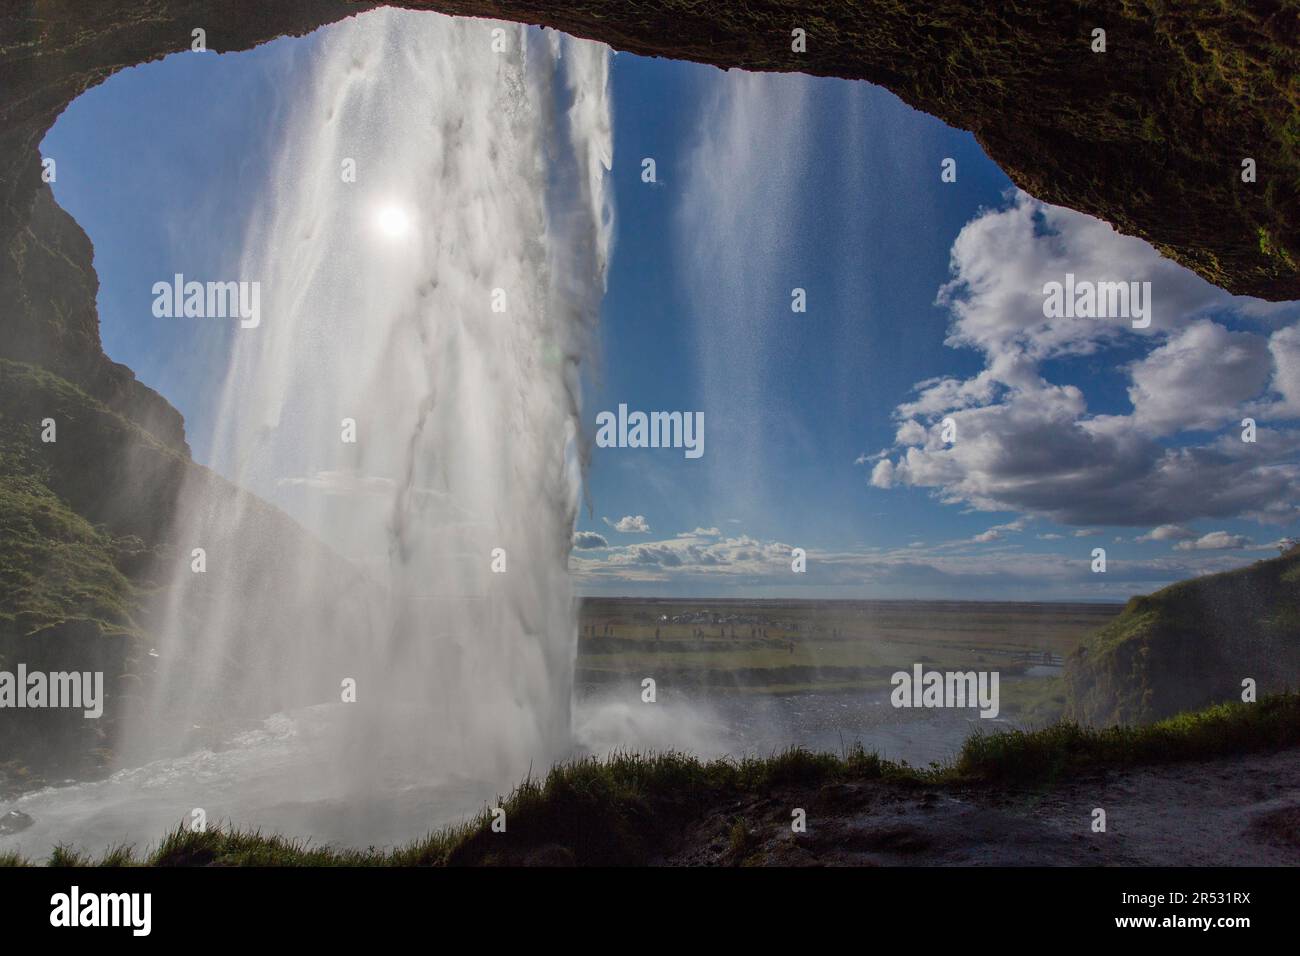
[591,533,794,574]
[603,515,651,534]
[1174,531,1252,551]
[572,531,609,549]
[1266,324,1300,416]
[934,190,1243,358]
[570,524,1265,599]
[1126,321,1272,435]
[1137,524,1196,543]
[676,526,722,538]
[869,191,1300,529]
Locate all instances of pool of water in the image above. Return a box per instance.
[1,684,1024,858]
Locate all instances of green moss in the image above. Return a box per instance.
[0,359,181,778]
[0,360,151,644]
[0,474,139,638]
[1259,226,1298,270]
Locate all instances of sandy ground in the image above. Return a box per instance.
[666,747,1300,866]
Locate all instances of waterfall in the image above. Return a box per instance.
[128,9,613,804]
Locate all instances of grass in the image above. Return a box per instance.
[1064,543,1300,726]
[0,359,187,650]
[0,472,140,638]
[958,692,1300,784]
[0,360,165,781]
[576,598,1117,706]
[6,693,1298,867]
[726,817,761,864]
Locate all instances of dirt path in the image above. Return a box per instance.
[666,748,1300,865]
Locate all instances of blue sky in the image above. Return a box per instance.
[43,15,1300,601]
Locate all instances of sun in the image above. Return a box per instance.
[373,202,413,239]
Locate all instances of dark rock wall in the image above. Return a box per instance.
[2,2,1296,452]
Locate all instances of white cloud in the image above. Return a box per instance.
[573,531,609,549]
[934,190,1244,359]
[603,514,651,534]
[870,192,1300,529]
[1126,321,1272,435]
[974,518,1027,542]
[1174,531,1252,551]
[1266,324,1300,416]
[894,420,929,445]
[569,524,1266,599]
[869,458,895,488]
[593,533,792,574]
[676,526,722,538]
[1137,524,1196,543]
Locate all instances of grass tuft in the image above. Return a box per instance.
[957,693,1300,784]
[6,694,1299,866]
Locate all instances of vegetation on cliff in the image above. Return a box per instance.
[0,358,358,786]
[1064,543,1300,726]
[0,359,185,782]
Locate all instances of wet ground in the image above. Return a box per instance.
[668,747,1300,866]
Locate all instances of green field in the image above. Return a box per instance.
[576,598,1121,718]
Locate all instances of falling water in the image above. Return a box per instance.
[61,9,613,846]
